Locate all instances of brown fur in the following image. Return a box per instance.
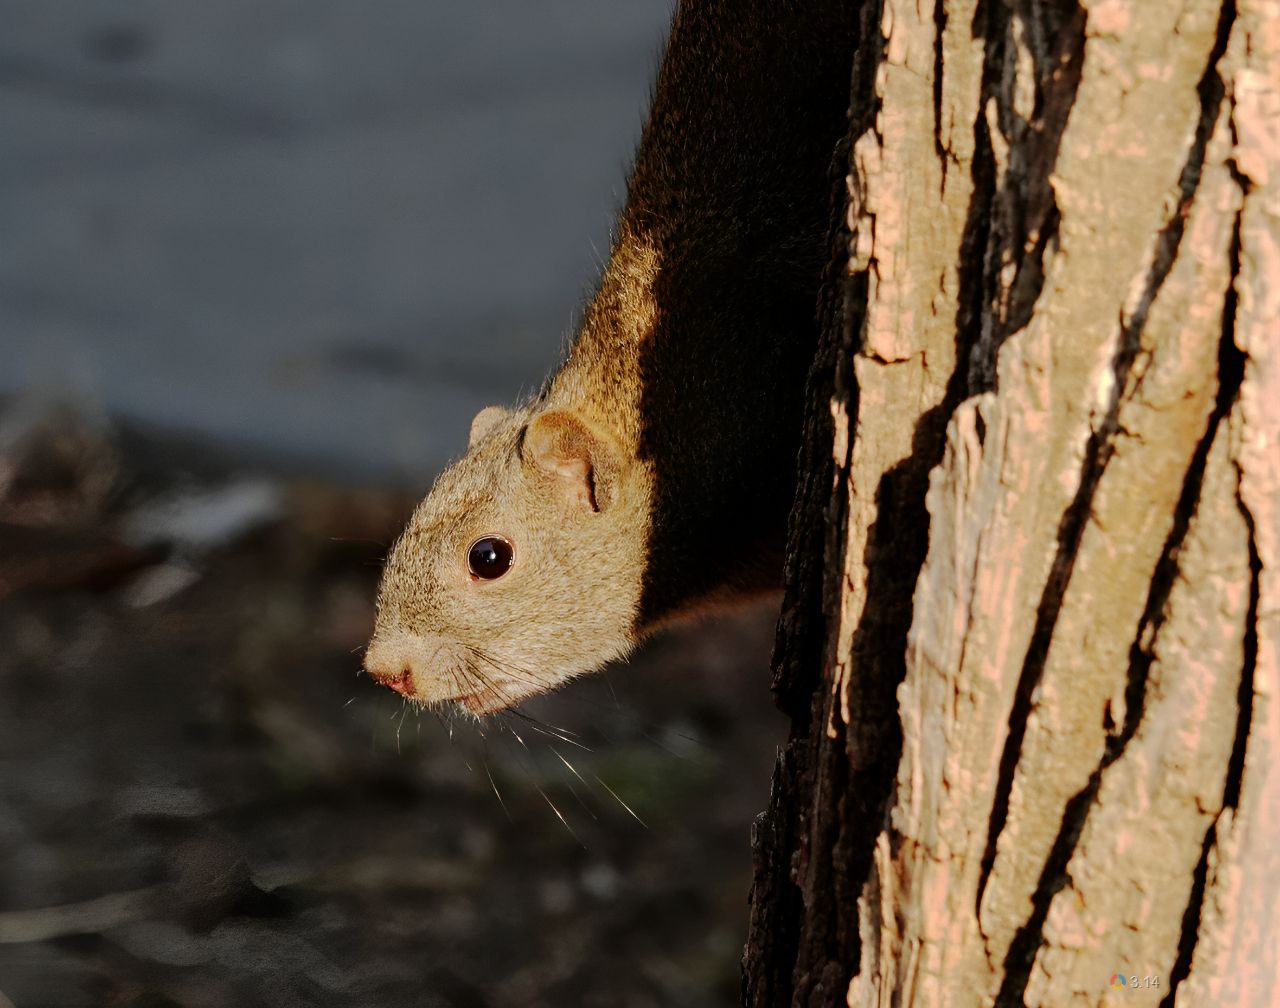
[366,0,857,712]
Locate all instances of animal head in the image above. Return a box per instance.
[365,404,648,713]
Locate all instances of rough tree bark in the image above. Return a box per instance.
[744,0,1278,1005]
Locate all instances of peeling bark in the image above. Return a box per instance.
[743,0,1278,1004]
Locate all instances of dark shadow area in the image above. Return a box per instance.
[630,0,862,628]
[741,0,886,999]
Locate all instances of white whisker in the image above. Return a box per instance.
[594,774,647,828]
[482,755,511,821]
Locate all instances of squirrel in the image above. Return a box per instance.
[365,0,856,713]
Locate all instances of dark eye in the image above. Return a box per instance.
[468,535,514,580]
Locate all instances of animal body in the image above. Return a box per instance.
[365,0,856,713]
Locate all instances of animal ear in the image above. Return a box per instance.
[468,405,510,448]
[522,410,618,512]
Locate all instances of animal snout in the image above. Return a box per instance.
[363,635,421,699]
[364,629,450,702]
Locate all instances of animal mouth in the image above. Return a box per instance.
[372,675,503,715]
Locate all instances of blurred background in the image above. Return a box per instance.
[0,2,789,1006]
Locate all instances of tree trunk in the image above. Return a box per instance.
[743,0,1278,1005]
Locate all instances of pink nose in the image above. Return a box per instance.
[376,666,417,698]
[364,649,420,699]
[365,629,448,702]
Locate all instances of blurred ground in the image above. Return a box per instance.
[0,401,788,1008]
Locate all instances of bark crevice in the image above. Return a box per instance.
[820,12,1000,993]
[933,0,949,187]
[967,0,1084,393]
[743,4,884,1000]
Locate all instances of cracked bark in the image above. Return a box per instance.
[742,0,1278,1005]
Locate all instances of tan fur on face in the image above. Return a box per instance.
[366,404,653,711]
[366,0,860,710]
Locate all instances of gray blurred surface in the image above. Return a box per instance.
[1,0,671,483]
